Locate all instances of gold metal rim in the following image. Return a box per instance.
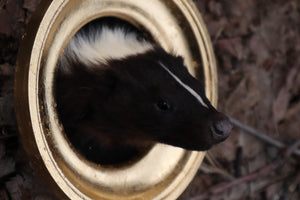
[15,0,217,199]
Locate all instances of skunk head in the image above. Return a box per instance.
[57,47,232,152]
[101,48,232,150]
[56,21,232,165]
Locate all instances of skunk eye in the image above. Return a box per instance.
[156,99,172,111]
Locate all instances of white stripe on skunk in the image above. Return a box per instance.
[61,27,153,72]
[158,61,209,109]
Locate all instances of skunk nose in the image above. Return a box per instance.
[210,119,232,142]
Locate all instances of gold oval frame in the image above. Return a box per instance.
[15,0,217,199]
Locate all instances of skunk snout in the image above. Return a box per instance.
[210,118,232,142]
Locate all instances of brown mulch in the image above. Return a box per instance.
[0,0,299,199]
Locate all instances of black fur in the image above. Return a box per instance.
[56,18,232,165]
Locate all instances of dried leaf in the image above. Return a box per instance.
[5,175,32,200]
[272,86,290,124]
[23,0,42,13]
[0,94,16,126]
[0,157,15,178]
[0,63,14,76]
[208,1,223,17]
[0,141,5,159]
[272,67,298,123]
[225,73,260,116]
[0,189,10,200]
[206,19,227,39]
[222,0,256,37]
[216,38,244,60]
[0,0,24,36]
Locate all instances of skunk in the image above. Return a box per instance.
[56,18,232,165]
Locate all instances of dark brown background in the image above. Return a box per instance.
[0,0,299,199]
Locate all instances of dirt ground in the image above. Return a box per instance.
[0,0,299,199]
